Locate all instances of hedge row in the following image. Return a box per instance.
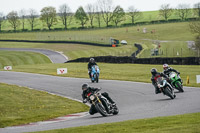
[0,17,198,34]
[67,56,200,65]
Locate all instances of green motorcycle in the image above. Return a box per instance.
[169,72,184,92]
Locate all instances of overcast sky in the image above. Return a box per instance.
[0,0,199,15]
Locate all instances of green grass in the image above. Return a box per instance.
[0,51,51,68]
[0,22,198,59]
[4,63,200,87]
[32,112,200,133]
[0,83,89,128]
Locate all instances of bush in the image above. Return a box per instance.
[33,29,41,31]
[168,19,181,22]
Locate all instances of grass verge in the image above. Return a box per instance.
[3,63,200,87]
[33,112,200,133]
[0,51,51,68]
[0,83,89,128]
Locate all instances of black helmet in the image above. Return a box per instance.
[89,58,95,63]
[151,68,157,75]
[82,83,89,91]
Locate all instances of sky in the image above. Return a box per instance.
[0,0,199,15]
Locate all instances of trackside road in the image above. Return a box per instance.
[0,71,200,133]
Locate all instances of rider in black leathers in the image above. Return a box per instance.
[81,83,115,115]
[151,68,169,94]
[88,58,97,78]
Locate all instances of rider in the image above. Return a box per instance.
[81,83,115,115]
[151,68,169,94]
[163,64,182,85]
[163,64,180,76]
[88,58,97,78]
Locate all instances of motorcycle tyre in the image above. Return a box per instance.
[176,82,184,92]
[95,103,107,117]
[164,87,175,99]
[113,105,119,115]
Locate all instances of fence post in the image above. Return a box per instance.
[181,48,182,57]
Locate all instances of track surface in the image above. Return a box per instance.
[0,48,68,63]
[0,71,200,133]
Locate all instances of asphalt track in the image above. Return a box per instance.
[0,48,68,63]
[0,71,200,133]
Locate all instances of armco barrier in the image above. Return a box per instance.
[67,56,200,65]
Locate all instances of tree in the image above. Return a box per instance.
[194,2,200,18]
[27,9,38,31]
[98,0,114,27]
[95,3,102,28]
[75,6,88,28]
[59,4,72,30]
[19,9,26,30]
[159,4,173,21]
[0,12,4,32]
[112,5,125,26]
[86,4,95,28]
[127,6,142,24]
[189,20,200,49]
[40,6,57,30]
[7,11,21,31]
[176,4,190,20]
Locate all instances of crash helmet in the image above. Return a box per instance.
[82,83,89,91]
[151,68,157,76]
[89,58,95,63]
[163,64,169,70]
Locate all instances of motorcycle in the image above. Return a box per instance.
[86,89,119,117]
[91,65,100,83]
[169,72,184,92]
[157,77,176,99]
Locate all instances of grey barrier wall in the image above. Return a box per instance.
[67,56,200,65]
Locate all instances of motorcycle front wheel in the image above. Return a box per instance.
[95,103,107,117]
[164,87,175,99]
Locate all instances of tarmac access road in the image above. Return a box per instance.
[0,48,68,63]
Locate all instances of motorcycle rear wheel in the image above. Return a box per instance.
[176,82,184,92]
[113,105,119,115]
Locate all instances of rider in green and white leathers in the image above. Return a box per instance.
[163,64,180,76]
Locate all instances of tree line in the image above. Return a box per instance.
[0,0,200,32]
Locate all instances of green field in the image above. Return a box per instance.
[3,63,199,87]
[33,112,200,133]
[0,51,51,68]
[0,22,198,59]
[0,83,89,128]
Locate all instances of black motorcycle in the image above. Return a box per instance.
[156,77,176,99]
[86,89,119,117]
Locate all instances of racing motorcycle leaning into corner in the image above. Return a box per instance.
[82,84,119,117]
[163,64,184,92]
[151,68,176,99]
[157,76,176,99]
[90,65,100,83]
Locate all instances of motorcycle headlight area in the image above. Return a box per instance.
[90,95,95,100]
[170,74,176,78]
